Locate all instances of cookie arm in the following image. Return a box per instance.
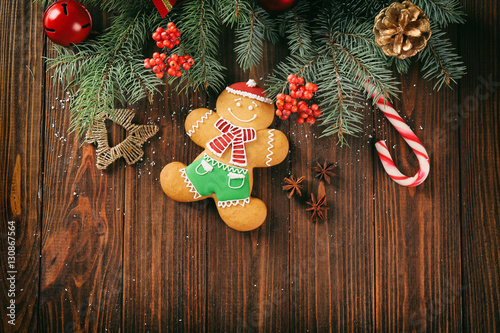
[249,129,289,168]
[184,108,220,148]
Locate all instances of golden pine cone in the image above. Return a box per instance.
[373,1,432,59]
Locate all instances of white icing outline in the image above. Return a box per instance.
[180,168,202,199]
[218,197,250,208]
[227,107,256,123]
[187,110,213,137]
[265,130,275,166]
[202,154,248,175]
[226,87,273,104]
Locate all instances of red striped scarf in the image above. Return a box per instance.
[207,118,256,167]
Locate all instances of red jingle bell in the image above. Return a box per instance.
[257,0,298,12]
[43,0,92,47]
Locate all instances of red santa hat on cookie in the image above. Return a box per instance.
[226,79,273,104]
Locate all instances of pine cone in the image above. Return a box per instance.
[373,1,431,59]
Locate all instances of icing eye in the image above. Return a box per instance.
[236,102,241,107]
[248,105,254,110]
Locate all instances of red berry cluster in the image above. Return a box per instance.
[152,23,180,49]
[275,74,321,124]
[143,23,194,79]
[144,53,195,79]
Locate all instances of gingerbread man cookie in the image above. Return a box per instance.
[160,80,289,231]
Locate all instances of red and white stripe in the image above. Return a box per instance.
[366,84,430,187]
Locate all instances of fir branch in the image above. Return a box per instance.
[280,0,314,57]
[46,10,164,137]
[234,4,278,71]
[217,0,253,27]
[417,23,466,90]
[412,0,466,26]
[174,0,226,92]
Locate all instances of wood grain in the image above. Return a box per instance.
[459,1,500,331]
[0,1,499,332]
[0,1,44,331]
[374,65,462,332]
[38,35,124,333]
[288,103,375,332]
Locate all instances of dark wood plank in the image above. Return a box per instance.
[122,91,208,331]
[374,65,462,331]
[204,38,291,332]
[0,1,44,331]
[288,105,375,331]
[38,39,124,333]
[459,1,500,331]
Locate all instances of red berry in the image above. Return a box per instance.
[144,62,151,69]
[167,22,175,29]
[184,54,191,59]
[178,56,186,64]
[311,104,319,111]
[297,117,305,124]
[285,95,292,103]
[187,58,195,65]
[281,114,289,120]
[171,54,178,61]
[312,84,318,92]
[287,74,296,83]
[160,53,167,60]
[174,39,180,45]
[182,63,190,70]
[152,32,161,41]
[276,93,285,100]
[169,60,177,67]
[175,31,181,37]
[153,52,160,59]
[156,27,164,34]
[290,91,297,98]
[297,77,305,85]
[313,110,322,118]
[149,59,156,66]
[291,106,298,113]
[291,99,297,106]
[306,108,313,115]
[300,112,308,119]
[298,103,307,112]
[158,62,166,70]
[305,82,314,91]
[303,91,313,99]
[175,70,182,77]
[289,83,297,91]
[276,100,284,107]
[284,103,292,110]
[156,72,164,79]
[152,65,161,73]
[156,41,164,48]
[161,32,168,40]
[167,67,176,76]
[306,116,316,124]
[276,110,282,117]
[295,90,303,98]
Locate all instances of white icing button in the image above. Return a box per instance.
[236,102,241,107]
[248,105,253,110]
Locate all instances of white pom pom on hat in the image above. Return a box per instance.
[225,79,273,104]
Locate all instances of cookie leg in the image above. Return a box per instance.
[215,197,267,231]
[160,162,206,202]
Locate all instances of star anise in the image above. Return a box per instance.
[306,193,329,222]
[312,160,336,184]
[283,175,305,199]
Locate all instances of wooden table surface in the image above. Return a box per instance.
[1,1,499,332]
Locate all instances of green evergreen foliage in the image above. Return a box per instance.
[38,0,466,142]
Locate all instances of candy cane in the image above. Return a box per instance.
[366,84,430,187]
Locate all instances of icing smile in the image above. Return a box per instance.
[227,108,257,122]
